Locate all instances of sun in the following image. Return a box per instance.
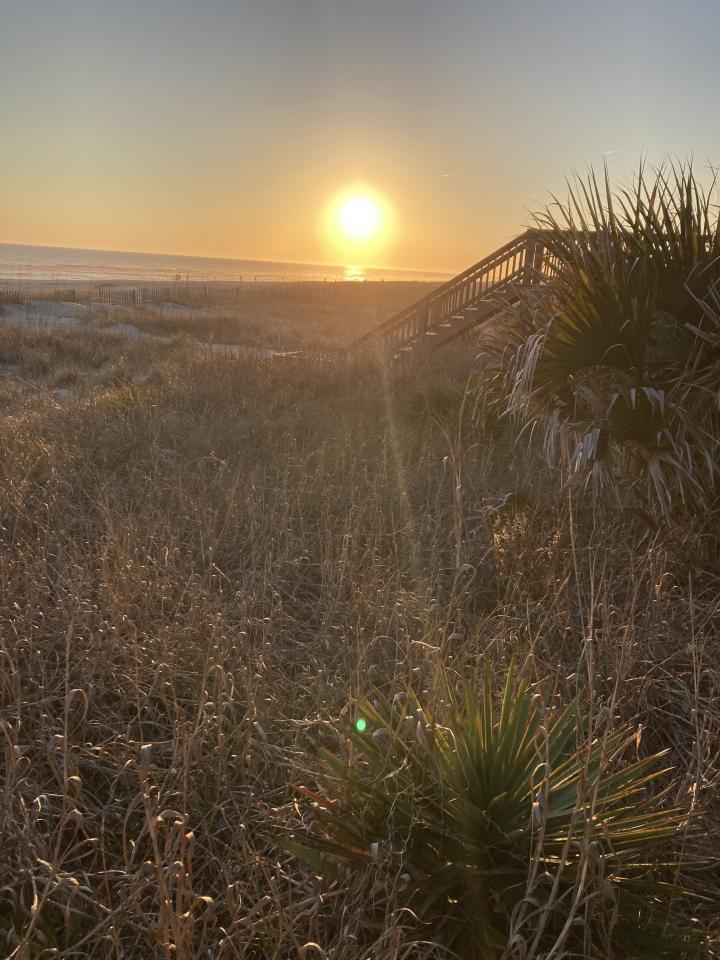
[327,187,391,251]
[338,193,381,240]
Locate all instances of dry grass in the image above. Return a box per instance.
[0,324,179,398]
[0,324,717,958]
[92,281,437,350]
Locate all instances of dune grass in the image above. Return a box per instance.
[86,280,438,351]
[0,325,717,958]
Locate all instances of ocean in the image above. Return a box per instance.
[0,243,451,286]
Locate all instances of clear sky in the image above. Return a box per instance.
[1,0,719,273]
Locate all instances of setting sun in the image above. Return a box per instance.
[338,193,381,239]
[325,187,393,263]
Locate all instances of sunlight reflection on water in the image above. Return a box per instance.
[0,244,452,285]
[343,265,367,281]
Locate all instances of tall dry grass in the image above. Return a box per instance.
[91,281,437,350]
[0,327,717,957]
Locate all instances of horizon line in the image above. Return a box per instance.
[0,239,455,279]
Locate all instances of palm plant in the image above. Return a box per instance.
[285,667,701,959]
[497,161,720,515]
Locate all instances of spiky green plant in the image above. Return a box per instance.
[286,668,701,959]
[497,160,720,515]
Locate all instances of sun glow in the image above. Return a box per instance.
[339,194,381,239]
[326,186,392,258]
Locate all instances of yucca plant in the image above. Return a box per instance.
[496,160,720,515]
[285,668,701,959]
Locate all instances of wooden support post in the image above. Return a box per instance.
[523,234,544,285]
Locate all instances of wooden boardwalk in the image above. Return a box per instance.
[350,230,559,358]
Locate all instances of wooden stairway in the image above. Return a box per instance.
[350,229,557,358]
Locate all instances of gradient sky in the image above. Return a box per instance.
[1,0,719,273]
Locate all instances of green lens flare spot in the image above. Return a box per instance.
[356,716,367,732]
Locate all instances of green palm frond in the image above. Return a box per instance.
[492,160,720,516]
[283,667,702,959]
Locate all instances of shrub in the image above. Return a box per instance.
[286,667,701,959]
[497,160,720,516]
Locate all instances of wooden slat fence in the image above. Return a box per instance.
[0,282,249,306]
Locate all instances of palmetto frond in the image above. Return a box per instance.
[495,160,720,515]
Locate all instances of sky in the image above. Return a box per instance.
[1,0,719,274]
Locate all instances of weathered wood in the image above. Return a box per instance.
[350,230,555,359]
[0,281,250,306]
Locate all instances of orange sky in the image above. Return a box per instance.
[2,0,719,273]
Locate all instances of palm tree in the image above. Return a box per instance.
[497,161,720,515]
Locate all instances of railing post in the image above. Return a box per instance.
[523,233,544,285]
[414,302,430,352]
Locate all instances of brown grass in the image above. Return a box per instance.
[0,323,717,958]
[93,281,437,350]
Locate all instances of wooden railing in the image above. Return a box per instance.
[350,229,559,357]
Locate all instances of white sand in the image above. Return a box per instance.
[0,299,286,357]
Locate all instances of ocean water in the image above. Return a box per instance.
[0,243,451,286]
